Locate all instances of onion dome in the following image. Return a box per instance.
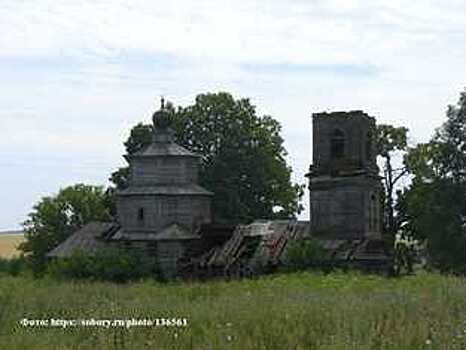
[152,97,172,129]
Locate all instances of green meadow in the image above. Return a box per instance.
[1,271,465,349]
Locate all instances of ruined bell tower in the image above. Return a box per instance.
[307,111,382,239]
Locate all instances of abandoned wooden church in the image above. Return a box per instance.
[48,102,390,278]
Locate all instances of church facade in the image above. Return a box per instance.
[116,105,212,236]
[49,102,214,277]
[307,111,382,239]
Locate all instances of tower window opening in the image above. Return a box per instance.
[330,129,345,159]
[137,208,145,222]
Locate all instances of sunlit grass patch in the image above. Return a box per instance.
[0,234,24,258]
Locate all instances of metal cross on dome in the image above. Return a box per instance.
[160,96,165,109]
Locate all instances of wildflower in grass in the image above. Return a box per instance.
[425,339,432,345]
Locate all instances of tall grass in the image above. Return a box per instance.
[1,272,465,349]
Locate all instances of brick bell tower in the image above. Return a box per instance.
[307,110,382,239]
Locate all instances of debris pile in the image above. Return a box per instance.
[179,220,393,279]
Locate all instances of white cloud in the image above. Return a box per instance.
[1,0,466,228]
[1,1,464,66]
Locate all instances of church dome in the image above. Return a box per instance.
[152,98,172,129]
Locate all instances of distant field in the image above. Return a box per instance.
[0,271,465,349]
[0,234,24,258]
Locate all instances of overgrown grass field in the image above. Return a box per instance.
[1,272,465,349]
[0,234,24,258]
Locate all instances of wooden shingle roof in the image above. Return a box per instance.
[117,184,213,196]
[131,142,198,157]
[110,223,200,241]
[47,222,117,258]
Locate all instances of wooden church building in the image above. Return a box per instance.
[48,101,214,277]
[48,103,390,278]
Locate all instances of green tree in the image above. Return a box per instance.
[375,124,409,239]
[109,123,153,189]
[398,89,466,273]
[405,90,465,184]
[110,92,303,223]
[397,179,466,273]
[19,184,112,275]
[434,91,466,182]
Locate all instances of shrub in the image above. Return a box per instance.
[282,237,327,271]
[48,248,159,283]
[393,231,425,275]
[0,256,28,277]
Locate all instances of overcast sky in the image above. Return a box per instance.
[1,0,465,230]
